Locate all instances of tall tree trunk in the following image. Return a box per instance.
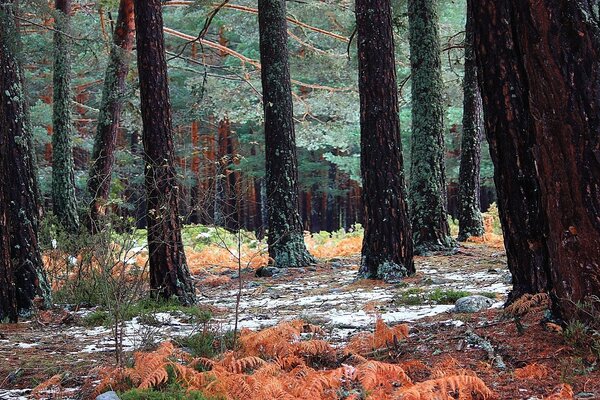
[0,181,16,323]
[88,0,135,232]
[356,0,414,281]
[133,0,195,305]
[471,0,552,302]
[258,0,315,268]
[457,2,485,242]
[52,0,79,232]
[476,0,600,320]
[1,0,51,315]
[407,0,455,254]
[0,1,18,323]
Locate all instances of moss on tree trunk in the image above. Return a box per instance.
[457,1,485,242]
[355,0,414,281]
[258,0,315,268]
[1,0,51,316]
[408,0,455,255]
[52,0,79,233]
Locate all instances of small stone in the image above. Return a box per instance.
[454,295,495,313]
[255,266,280,277]
[96,391,121,400]
[246,281,261,288]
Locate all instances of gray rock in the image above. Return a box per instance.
[96,391,121,400]
[255,266,282,277]
[454,295,495,313]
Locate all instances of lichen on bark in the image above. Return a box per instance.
[408,0,456,255]
[258,0,315,268]
[457,2,485,242]
[1,0,51,315]
[52,0,80,233]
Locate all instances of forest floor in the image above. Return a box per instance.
[0,243,598,399]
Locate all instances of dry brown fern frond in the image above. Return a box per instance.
[505,293,550,316]
[545,383,574,400]
[256,380,296,400]
[289,319,326,336]
[253,362,284,379]
[238,322,301,358]
[398,360,429,376]
[91,367,134,397]
[221,353,267,373]
[275,354,306,370]
[514,363,549,380]
[429,357,476,379]
[295,339,336,357]
[31,374,62,399]
[172,363,213,390]
[396,375,494,400]
[189,356,216,371]
[357,360,412,392]
[374,318,409,348]
[346,318,409,355]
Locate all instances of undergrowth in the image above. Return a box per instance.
[86,317,498,400]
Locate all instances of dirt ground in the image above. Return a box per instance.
[0,243,598,399]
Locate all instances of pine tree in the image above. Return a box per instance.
[52,0,80,232]
[257,0,315,268]
[473,0,600,319]
[457,0,484,242]
[88,0,135,232]
[355,0,414,280]
[133,0,195,304]
[1,0,51,316]
[408,0,455,254]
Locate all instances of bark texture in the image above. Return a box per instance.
[258,0,315,268]
[474,0,600,318]
[355,0,414,280]
[0,0,17,323]
[133,0,195,305]
[457,1,485,242]
[472,0,552,301]
[52,0,80,232]
[407,0,455,254]
[88,0,135,231]
[1,0,51,315]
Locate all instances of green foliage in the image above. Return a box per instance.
[427,289,471,304]
[394,288,426,306]
[120,384,213,400]
[82,298,212,327]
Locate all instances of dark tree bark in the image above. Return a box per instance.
[133,0,195,305]
[457,2,485,242]
[355,0,414,280]
[258,0,315,268]
[471,0,552,302]
[1,0,51,315]
[88,0,135,232]
[407,0,455,254]
[52,0,80,232]
[0,1,18,323]
[0,181,16,323]
[474,0,600,319]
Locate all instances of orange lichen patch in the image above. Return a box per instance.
[305,235,362,258]
[514,363,549,380]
